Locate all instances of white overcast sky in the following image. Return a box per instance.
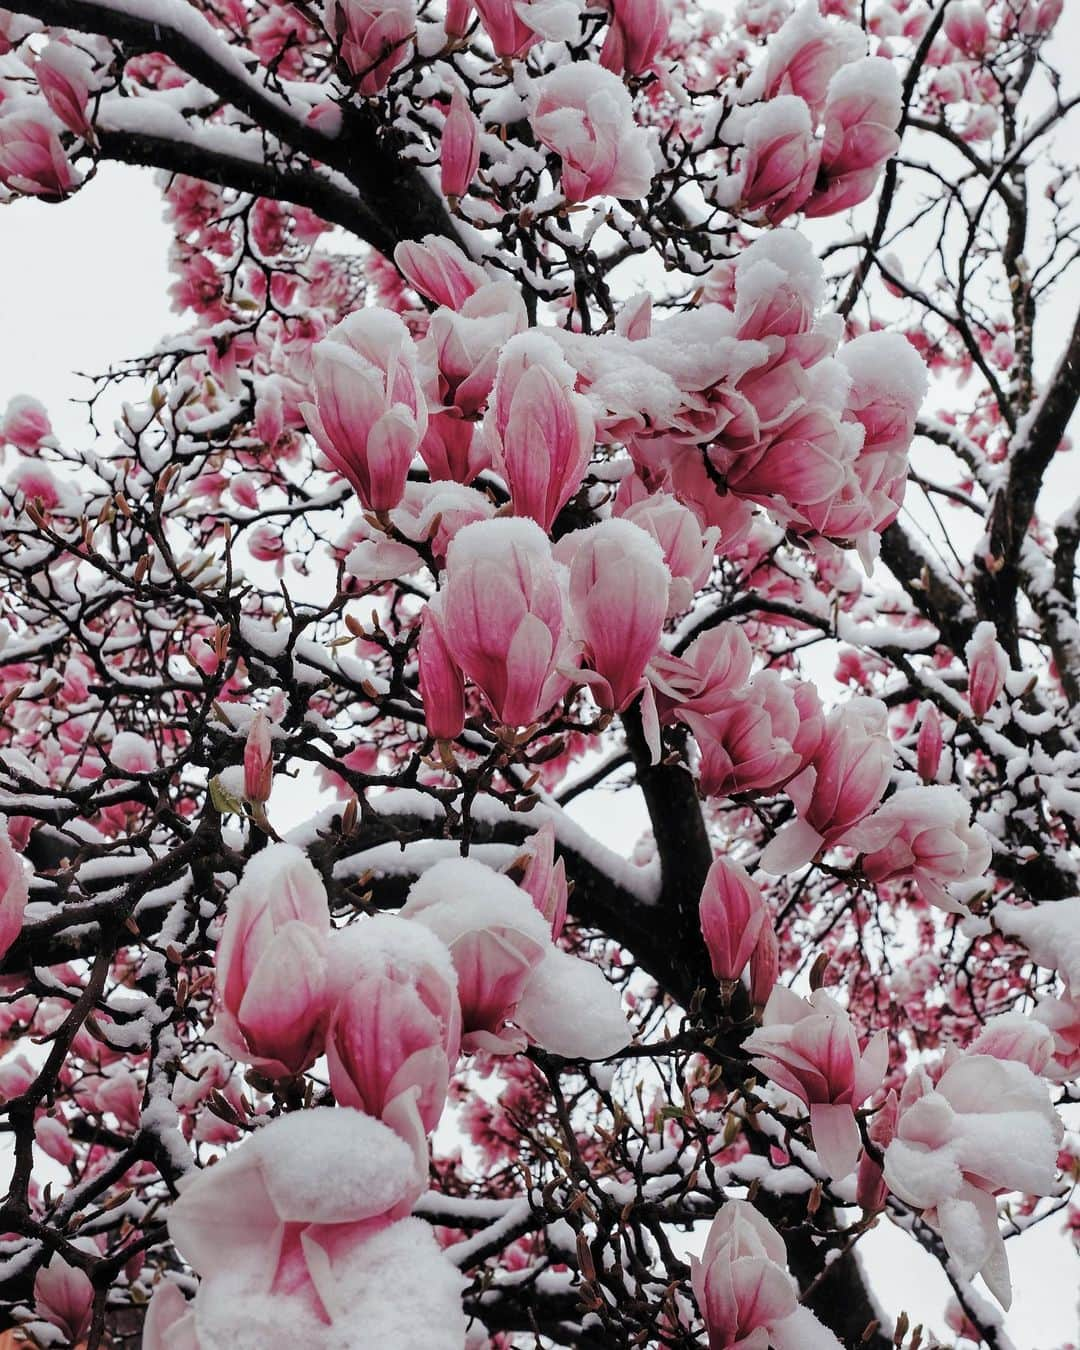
[2,52,1080,1345]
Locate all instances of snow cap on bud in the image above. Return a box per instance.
[243,711,273,805]
[699,856,767,983]
[965,621,1008,718]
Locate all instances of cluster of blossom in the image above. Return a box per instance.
[0,0,1077,1343]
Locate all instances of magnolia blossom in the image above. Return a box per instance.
[684,670,803,798]
[242,710,273,805]
[721,96,819,224]
[33,1251,95,1346]
[300,308,427,511]
[658,623,754,721]
[0,821,29,962]
[530,64,655,201]
[564,518,670,713]
[854,786,992,912]
[326,0,415,95]
[1,393,53,450]
[440,84,480,199]
[428,517,575,728]
[916,702,943,783]
[511,820,568,938]
[417,608,466,740]
[401,857,628,1058]
[744,986,889,1180]
[965,621,1009,719]
[751,2,864,115]
[393,235,488,309]
[487,333,594,530]
[617,488,719,615]
[691,1200,842,1350]
[599,0,669,76]
[167,1109,467,1347]
[1033,990,1080,1081]
[883,1050,1063,1306]
[212,844,331,1078]
[804,59,901,216]
[325,915,460,1167]
[698,856,766,983]
[0,110,79,199]
[762,697,892,873]
[35,42,95,139]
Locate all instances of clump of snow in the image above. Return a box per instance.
[993,897,1080,991]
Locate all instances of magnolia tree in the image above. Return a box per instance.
[0,0,1078,1345]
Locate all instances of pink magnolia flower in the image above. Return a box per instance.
[761,697,892,873]
[944,0,991,55]
[749,920,779,1009]
[393,235,488,310]
[243,711,273,805]
[753,2,865,115]
[618,489,719,615]
[969,1011,1055,1075]
[301,306,429,510]
[916,701,943,783]
[167,1108,467,1346]
[531,65,655,202]
[965,621,1009,718]
[839,331,927,532]
[1,394,53,450]
[212,844,331,1078]
[401,858,628,1059]
[658,623,754,721]
[804,59,902,217]
[300,308,428,512]
[417,608,466,741]
[429,517,575,729]
[325,915,460,1166]
[0,821,29,962]
[1033,990,1080,1082]
[487,332,594,530]
[472,0,581,55]
[723,404,855,510]
[744,986,889,1180]
[36,42,94,139]
[564,518,670,713]
[684,670,803,798]
[722,96,819,224]
[698,856,766,983]
[144,1279,199,1350]
[855,1089,898,1213]
[425,282,528,424]
[440,83,480,199]
[34,1252,95,1346]
[510,820,568,939]
[883,1050,1063,1306]
[854,786,992,912]
[326,0,415,96]
[691,1200,843,1350]
[599,0,669,76]
[0,111,79,199]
